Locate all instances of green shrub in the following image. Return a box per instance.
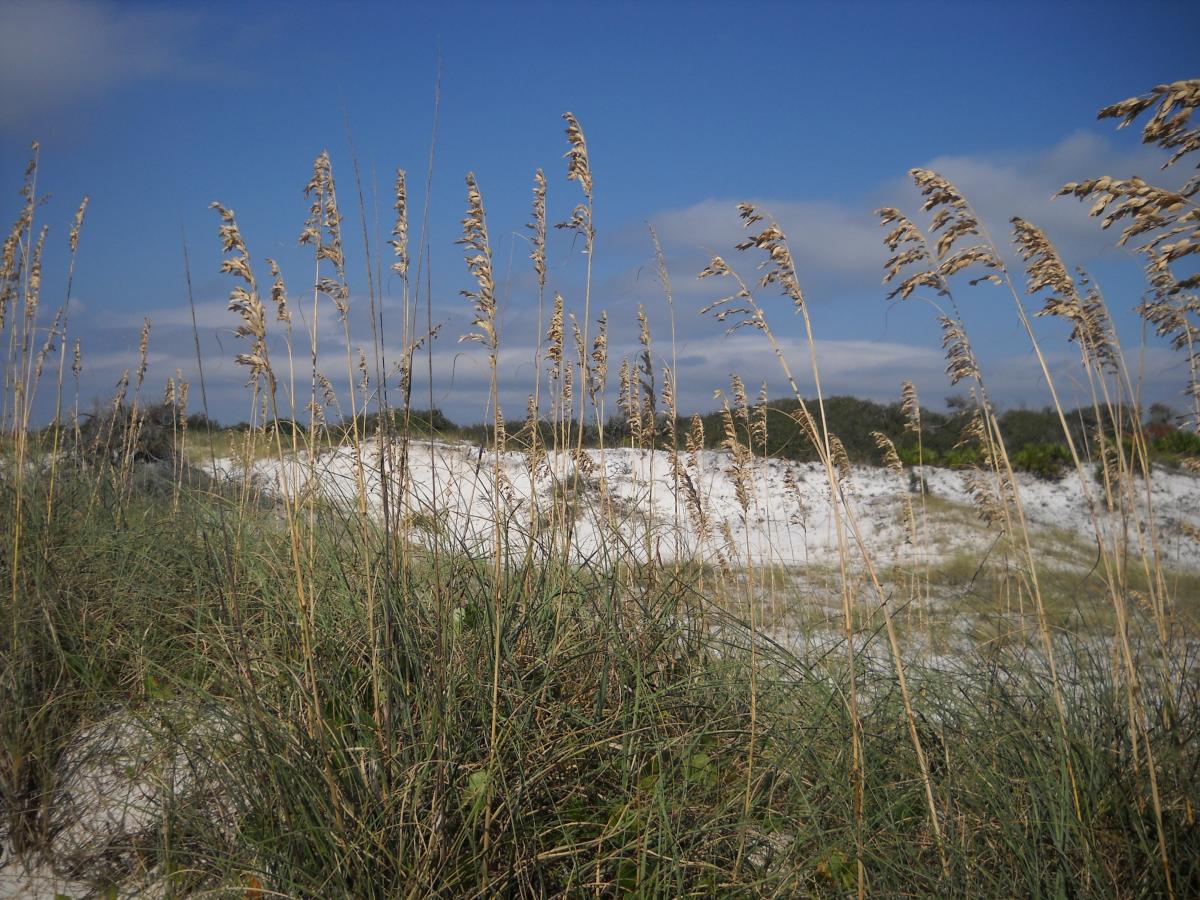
[1012,442,1071,480]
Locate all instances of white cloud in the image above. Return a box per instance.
[906,130,1176,263]
[0,0,201,130]
[27,127,1193,426]
[637,130,1176,296]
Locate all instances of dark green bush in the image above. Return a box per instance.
[1012,442,1072,480]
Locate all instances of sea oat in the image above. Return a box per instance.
[266,259,291,323]
[900,381,921,434]
[591,311,608,389]
[938,314,980,386]
[877,207,946,301]
[687,414,705,470]
[300,151,349,318]
[390,168,409,278]
[546,292,564,381]
[69,196,90,255]
[134,318,151,392]
[734,204,807,310]
[909,170,1003,287]
[212,204,271,385]
[964,467,1006,528]
[561,113,593,201]
[529,169,547,289]
[829,433,852,485]
[1097,79,1200,167]
[872,431,903,475]
[457,173,497,351]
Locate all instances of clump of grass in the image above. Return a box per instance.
[3,80,1199,899]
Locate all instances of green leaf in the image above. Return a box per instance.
[463,768,490,819]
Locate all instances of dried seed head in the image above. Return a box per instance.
[649,223,673,304]
[721,399,754,515]
[878,207,926,252]
[964,467,1006,527]
[1,146,40,327]
[661,365,675,412]
[900,381,921,433]
[1012,217,1078,304]
[716,547,732,579]
[636,313,657,428]
[618,359,634,434]
[830,433,852,484]
[957,407,988,448]
[547,292,564,378]
[26,225,48,315]
[873,431,903,475]
[687,414,705,469]
[720,519,739,558]
[674,452,710,541]
[34,307,63,381]
[211,202,248,260]
[572,446,594,477]
[877,206,945,300]
[1097,79,1200,169]
[111,370,129,410]
[390,168,409,278]
[213,204,272,386]
[909,169,1002,286]
[699,255,763,333]
[266,258,291,323]
[524,393,546,473]
[562,112,593,201]
[729,374,749,424]
[637,304,651,348]
[783,465,807,526]
[494,402,507,451]
[69,195,90,255]
[1137,267,1199,353]
[300,152,349,317]
[457,173,497,350]
[72,338,81,378]
[698,256,731,280]
[591,310,608,387]
[752,382,769,448]
[570,313,585,369]
[528,168,547,289]
[938,314,980,386]
[1057,171,1197,290]
[318,371,338,409]
[734,204,807,310]
[135,317,151,390]
[789,403,820,449]
[556,114,594,242]
[1012,218,1117,369]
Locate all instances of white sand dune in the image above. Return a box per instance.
[203,441,1200,573]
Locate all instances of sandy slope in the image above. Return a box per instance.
[203,441,1200,572]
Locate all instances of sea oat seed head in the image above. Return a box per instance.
[457,173,497,350]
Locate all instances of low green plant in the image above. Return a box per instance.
[1012,442,1072,480]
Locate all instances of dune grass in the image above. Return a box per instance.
[2,80,1200,897]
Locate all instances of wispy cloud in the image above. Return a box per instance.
[0,0,204,131]
[31,129,1193,426]
[637,131,1172,294]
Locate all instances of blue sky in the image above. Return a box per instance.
[2,0,1198,425]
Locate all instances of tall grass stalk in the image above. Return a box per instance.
[3,80,1198,898]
